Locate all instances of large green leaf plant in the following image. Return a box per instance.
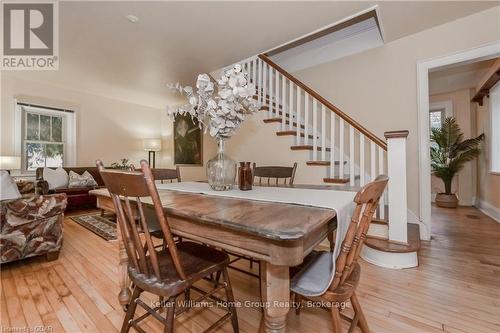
[430,117,484,195]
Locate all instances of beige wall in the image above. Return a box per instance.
[429,89,477,206]
[290,7,500,231]
[475,59,500,213]
[476,97,500,210]
[0,72,214,180]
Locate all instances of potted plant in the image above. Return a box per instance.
[430,117,484,208]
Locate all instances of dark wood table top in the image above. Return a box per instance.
[90,186,340,241]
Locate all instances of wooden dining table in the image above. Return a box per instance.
[90,185,340,333]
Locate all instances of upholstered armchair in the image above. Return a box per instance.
[0,193,67,264]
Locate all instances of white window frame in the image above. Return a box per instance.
[490,81,500,174]
[14,99,77,175]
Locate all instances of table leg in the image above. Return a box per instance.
[117,222,131,310]
[260,261,290,333]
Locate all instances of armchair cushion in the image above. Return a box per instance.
[1,193,67,263]
[0,171,21,201]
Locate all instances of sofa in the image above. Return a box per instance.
[1,191,67,264]
[36,167,105,210]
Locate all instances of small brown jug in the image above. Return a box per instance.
[238,162,253,191]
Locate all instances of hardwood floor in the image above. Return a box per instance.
[1,205,499,332]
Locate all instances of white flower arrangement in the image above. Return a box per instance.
[168,64,259,140]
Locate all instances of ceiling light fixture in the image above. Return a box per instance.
[125,15,139,23]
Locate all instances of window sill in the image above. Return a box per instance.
[489,171,500,176]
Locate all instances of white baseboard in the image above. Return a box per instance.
[475,198,500,223]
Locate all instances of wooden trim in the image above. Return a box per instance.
[265,10,378,57]
[384,130,409,139]
[471,66,500,106]
[259,54,387,150]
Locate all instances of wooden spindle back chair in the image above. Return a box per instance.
[293,175,388,333]
[149,166,182,183]
[96,160,239,333]
[252,162,297,185]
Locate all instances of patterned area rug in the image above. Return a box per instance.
[70,214,117,241]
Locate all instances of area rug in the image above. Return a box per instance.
[70,214,117,241]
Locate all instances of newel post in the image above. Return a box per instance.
[384,130,409,244]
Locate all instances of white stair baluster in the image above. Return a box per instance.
[370,141,376,181]
[257,59,262,105]
[339,118,344,180]
[349,126,355,186]
[330,114,336,178]
[252,58,257,86]
[289,80,294,131]
[296,87,301,145]
[281,74,286,130]
[268,68,273,117]
[360,133,365,186]
[304,93,309,145]
[275,70,280,121]
[321,104,326,161]
[262,63,267,110]
[312,100,318,160]
[378,146,385,219]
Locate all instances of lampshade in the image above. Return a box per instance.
[143,139,162,152]
[0,156,21,170]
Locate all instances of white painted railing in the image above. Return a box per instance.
[227,54,410,243]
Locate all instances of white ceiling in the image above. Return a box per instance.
[429,58,498,95]
[5,1,498,109]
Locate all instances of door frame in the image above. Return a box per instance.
[416,41,500,239]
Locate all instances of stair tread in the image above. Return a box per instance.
[306,161,345,166]
[291,145,332,152]
[277,131,314,139]
[323,175,360,184]
[264,118,305,129]
[364,224,420,253]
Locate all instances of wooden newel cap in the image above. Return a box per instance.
[384,130,409,139]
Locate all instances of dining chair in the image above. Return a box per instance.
[226,162,298,279]
[252,162,297,186]
[96,160,239,333]
[150,166,182,183]
[291,175,389,333]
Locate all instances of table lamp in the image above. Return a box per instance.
[0,156,21,174]
[143,139,162,168]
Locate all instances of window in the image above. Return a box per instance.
[18,103,76,173]
[429,109,445,130]
[490,82,500,173]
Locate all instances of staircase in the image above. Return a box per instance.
[216,53,420,269]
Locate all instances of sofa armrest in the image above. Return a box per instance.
[1,194,68,226]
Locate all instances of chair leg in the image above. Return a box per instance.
[330,305,342,333]
[121,286,141,333]
[158,296,164,313]
[164,296,176,333]
[350,293,370,333]
[184,288,191,312]
[222,268,239,333]
[294,294,302,315]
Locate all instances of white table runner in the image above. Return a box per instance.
[156,182,356,296]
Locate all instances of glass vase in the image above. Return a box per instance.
[207,139,237,191]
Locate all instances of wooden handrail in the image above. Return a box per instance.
[258,54,387,150]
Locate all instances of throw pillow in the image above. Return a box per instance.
[68,170,98,188]
[43,167,69,189]
[0,171,22,201]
